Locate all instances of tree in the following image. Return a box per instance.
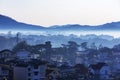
[80,42,88,51]
[12,41,29,52]
[67,41,79,64]
[113,44,120,51]
[68,41,79,53]
[98,43,103,49]
[90,42,97,50]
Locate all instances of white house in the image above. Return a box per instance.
[100,64,111,80]
[75,56,83,64]
[51,55,63,62]
[75,51,85,64]
[14,60,47,80]
[0,49,15,61]
[30,53,40,59]
[16,49,31,60]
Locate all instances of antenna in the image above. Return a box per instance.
[16,32,20,44]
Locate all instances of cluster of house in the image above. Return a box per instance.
[0,49,45,80]
[0,49,120,80]
[76,48,120,72]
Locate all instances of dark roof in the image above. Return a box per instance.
[0,64,11,70]
[45,69,54,76]
[15,59,48,67]
[74,64,88,74]
[89,62,107,70]
[28,59,47,65]
[0,49,13,53]
[47,64,57,68]
[74,64,85,68]
[59,62,72,69]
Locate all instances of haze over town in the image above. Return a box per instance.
[0,0,120,80]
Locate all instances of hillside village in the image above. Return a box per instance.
[0,40,120,80]
[1,0,120,80]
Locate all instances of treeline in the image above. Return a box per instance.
[1,34,120,50]
[12,40,120,64]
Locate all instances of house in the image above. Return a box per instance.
[74,64,88,79]
[58,64,75,80]
[45,64,60,80]
[75,56,84,65]
[0,64,13,80]
[45,62,74,80]
[74,64,88,74]
[110,51,120,72]
[16,49,31,60]
[51,55,63,62]
[30,53,40,59]
[112,50,120,56]
[75,51,85,64]
[60,63,74,73]
[100,64,111,79]
[113,61,120,72]
[89,62,110,80]
[13,59,47,80]
[0,49,15,61]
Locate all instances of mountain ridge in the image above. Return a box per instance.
[0,14,45,30]
[0,14,120,31]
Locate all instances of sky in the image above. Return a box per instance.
[0,0,120,27]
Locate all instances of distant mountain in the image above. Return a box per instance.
[49,22,120,31]
[0,14,120,32]
[0,14,45,31]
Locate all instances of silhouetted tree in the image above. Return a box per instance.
[90,42,97,50]
[80,42,88,50]
[98,43,103,49]
[112,44,120,51]
[12,41,29,52]
[68,41,78,53]
[67,41,79,64]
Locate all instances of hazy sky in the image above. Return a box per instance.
[0,0,120,27]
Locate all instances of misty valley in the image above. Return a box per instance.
[0,15,120,80]
[0,32,120,80]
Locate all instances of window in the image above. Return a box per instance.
[34,66,38,69]
[28,73,31,76]
[34,72,38,76]
[28,68,31,71]
[28,78,31,80]
[105,70,108,75]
